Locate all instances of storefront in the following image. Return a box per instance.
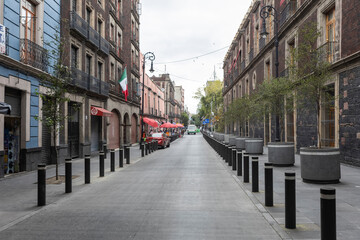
[90,106,112,153]
[3,88,22,175]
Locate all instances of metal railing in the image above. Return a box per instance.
[88,27,100,48]
[71,67,89,90]
[259,38,265,51]
[70,11,88,38]
[20,39,48,72]
[99,36,109,55]
[248,48,254,63]
[280,0,297,27]
[317,41,338,64]
[280,68,289,78]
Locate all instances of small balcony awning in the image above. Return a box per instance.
[90,106,112,117]
[0,102,11,115]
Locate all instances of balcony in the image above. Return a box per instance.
[19,39,48,72]
[317,41,338,64]
[70,11,88,39]
[99,36,109,55]
[89,75,100,94]
[280,0,297,27]
[100,81,109,96]
[71,67,89,90]
[132,62,139,75]
[240,60,245,72]
[248,48,254,63]
[131,33,139,47]
[88,27,100,48]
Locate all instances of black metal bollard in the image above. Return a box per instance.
[228,147,232,166]
[37,164,46,206]
[125,146,130,164]
[110,149,115,172]
[85,155,91,184]
[264,162,273,207]
[285,171,296,229]
[103,145,107,159]
[119,149,124,168]
[145,143,148,155]
[321,188,336,240]
[99,151,105,177]
[252,157,259,192]
[243,154,249,183]
[65,158,72,193]
[141,144,144,157]
[232,149,237,171]
[224,145,229,163]
[237,151,242,176]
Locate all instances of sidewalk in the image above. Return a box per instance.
[0,146,142,232]
[216,146,360,240]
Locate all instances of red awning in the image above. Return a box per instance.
[160,122,177,128]
[91,106,112,117]
[143,117,159,128]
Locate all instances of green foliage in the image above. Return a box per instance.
[193,80,224,131]
[180,112,189,126]
[288,22,334,147]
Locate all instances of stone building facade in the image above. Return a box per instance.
[223,0,360,165]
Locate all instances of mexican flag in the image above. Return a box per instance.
[119,67,128,101]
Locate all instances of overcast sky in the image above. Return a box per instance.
[140,0,253,114]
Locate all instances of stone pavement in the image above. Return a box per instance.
[0,135,281,239]
[208,136,360,240]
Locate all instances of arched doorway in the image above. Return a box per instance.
[131,113,138,144]
[123,113,130,145]
[107,109,121,149]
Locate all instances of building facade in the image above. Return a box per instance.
[174,85,185,122]
[223,0,360,165]
[151,74,177,123]
[0,0,61,177]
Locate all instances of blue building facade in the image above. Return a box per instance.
[0,0,60,177]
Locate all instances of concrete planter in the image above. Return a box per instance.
[235,137,248,150]
[224,134,234,144]
[268,142,295,166]
[245,138,263,154]
[300,147,341,184]
[229,136,238,146]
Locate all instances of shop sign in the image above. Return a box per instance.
[0,24,6,54]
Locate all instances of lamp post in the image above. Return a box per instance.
[141,52,155,146]
[260,5,280,142]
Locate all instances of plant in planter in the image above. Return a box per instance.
[289,23,340,183]
[257,77,295,165]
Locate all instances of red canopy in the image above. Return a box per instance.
[91,106,112,117]
[176,123,184,128]
[143,117,159,128]
[160,122,176,128]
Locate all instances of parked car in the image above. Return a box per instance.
[187,125,197,135]
[146,133,170,148]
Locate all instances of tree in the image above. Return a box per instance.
[36,30,75,180]
[257,77,294,141]
[193,80,224,131]
[180,112,189,127]
[289,23,334,148]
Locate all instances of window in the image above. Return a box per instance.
[117,0,122,19]
[266,61,271,80]
[246,79,249,95]
[71,45,78,69]
[72,0,77,12]
[325,7,335,62]
[85,54,92,75]
[321,84,335,147]
[98,19,102,36]
[110,24,114,42]
[252,73,256,90]
[20,0,36,42]
[98,62,103,80]
[86,8,91,25]
[117,33,122,50]
[110,63,114,81]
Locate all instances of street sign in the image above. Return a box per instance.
[204,119,210,124]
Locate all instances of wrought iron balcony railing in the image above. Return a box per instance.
[317,41,338,64]
[280,0,297,27]
[20,39,49,72]
[70,11,88,38]
[71,67,89,90]
[259,38,265,51]
[88,27,100,48]
[99,36,109,55]
[248,48,254,63]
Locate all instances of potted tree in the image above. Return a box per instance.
[257,77,295,166]
[290,23,340,183]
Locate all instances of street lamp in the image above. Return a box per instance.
[260,5,280,142]
[141,52,155,146]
